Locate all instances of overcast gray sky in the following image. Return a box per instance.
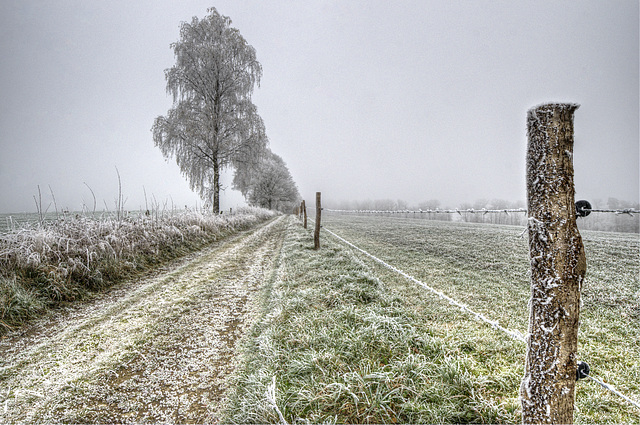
[0,0,637,213]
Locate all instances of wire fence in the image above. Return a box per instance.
[307,215,640,412]
[325,207,640,215]
[584,208,640,215]
[325,206,640,233]
[325,208,528,215]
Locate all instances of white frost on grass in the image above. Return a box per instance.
[0,216,286,423]
[321,226,528,344]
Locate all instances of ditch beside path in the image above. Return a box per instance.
[0,215,287,423]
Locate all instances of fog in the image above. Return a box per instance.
[0,0,637,213]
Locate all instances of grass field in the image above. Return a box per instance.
[224,214,639,423]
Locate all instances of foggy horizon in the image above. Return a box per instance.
[1,1,638,214]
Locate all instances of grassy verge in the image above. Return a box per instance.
[223,215,639,423]
[0,207,276,334]
[223,216,524,423]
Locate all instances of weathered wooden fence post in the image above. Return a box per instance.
[302,200,307,229]
[521,103,587,424]
[314,192,321,249]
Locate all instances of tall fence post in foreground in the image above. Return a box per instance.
[521,103,587,424]
[314,192,321,249]
[302,200,307,229]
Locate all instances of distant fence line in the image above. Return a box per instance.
[584,208,640,215]
[324,206,640,233]
[324,207,639,216]
[325,207,527,215]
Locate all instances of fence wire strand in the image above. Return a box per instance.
[325,208,639,215]
[586,375,640,410]
[314,220,640,412]
[585,208,640,215]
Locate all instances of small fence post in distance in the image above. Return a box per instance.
[521,103,586,424]
[302,200,307,229]
[314,192,321,249]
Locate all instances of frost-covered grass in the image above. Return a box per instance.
[0,207,276,333]
[0,216,286,423]
[224,214,639,423]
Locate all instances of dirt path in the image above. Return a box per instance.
[0,215,287,423]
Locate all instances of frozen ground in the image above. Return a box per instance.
[0,215,286,423]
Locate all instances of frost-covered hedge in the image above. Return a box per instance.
[0,207,276,333]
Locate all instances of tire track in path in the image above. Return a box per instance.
[0,215,287,423]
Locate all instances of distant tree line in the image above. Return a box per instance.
[152,8,299,214]
[232,150,299,212]
[325,198,639,233]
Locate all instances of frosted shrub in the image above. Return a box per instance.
[0,208,276,332]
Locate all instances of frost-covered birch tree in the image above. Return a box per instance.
[233,150,300,212]
[152,8,267,213]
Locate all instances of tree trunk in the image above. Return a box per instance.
[212,85,221,215]
[213,156,220,214]
[521,103,587,424]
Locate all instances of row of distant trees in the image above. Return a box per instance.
[326,198,639,233]
[152,8,299,214]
